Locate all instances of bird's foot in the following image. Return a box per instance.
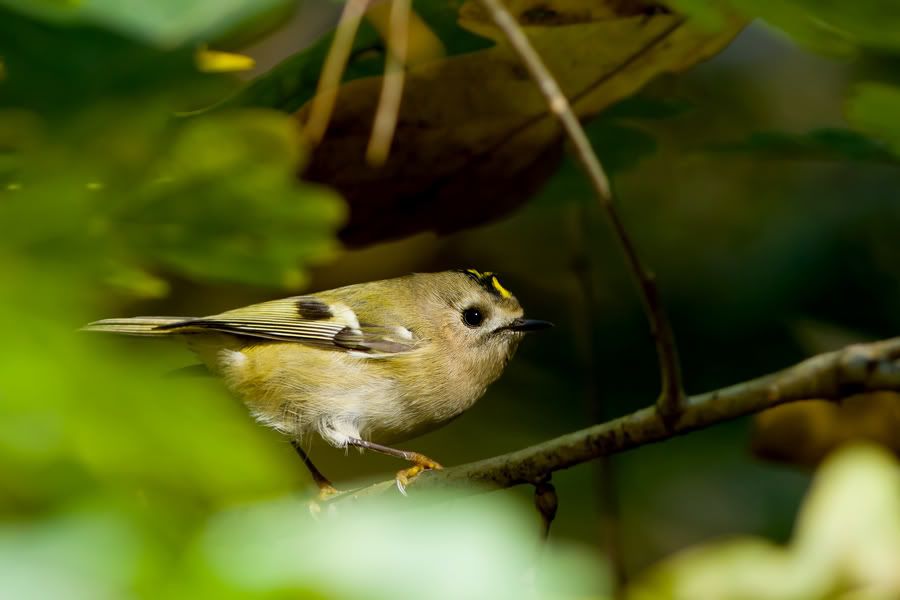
[344,438,443,496]
[395,455,443,496]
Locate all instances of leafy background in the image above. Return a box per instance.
[1,0,900,598]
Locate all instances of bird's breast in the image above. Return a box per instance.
[212,340,496,445]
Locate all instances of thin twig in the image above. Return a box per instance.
[334,337,900,502]
[598,456,627,598]
[304,0,370,145]
[568,206,628,592]
[366,0,410,165]
[475,0,685,424]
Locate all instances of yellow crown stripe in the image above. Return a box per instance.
[491,275,512,299]
[465,268,498,279]
[461,268,512,298]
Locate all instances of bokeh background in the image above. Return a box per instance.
[2,0,899,597]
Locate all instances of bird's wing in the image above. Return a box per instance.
[154,296,420,355]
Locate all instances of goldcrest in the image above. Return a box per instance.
[84,269,552,494]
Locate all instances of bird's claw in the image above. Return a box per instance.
[394,458,443,496]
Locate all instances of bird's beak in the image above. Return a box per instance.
[498,318,554,333]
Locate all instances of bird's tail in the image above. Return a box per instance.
[81,316,189,337]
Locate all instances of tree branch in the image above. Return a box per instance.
[334,337,900,503]
[474,0,686,422]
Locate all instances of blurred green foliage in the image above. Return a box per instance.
[0,0,292,46]
[847,82,900,155]
[673,0,900,166]
[629,445,900,599]
[674,0,900,54]
[710,128,898,164]
[0,1,596,597]
[1,0,900,598]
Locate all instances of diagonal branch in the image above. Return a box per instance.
[474,0,685,422]
[334,337,900,502]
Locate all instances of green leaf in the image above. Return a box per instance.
[666,0,730,30]
[0,0,293,47]
[710,128,899,164]
[129,110,346,287]
[0,9,200,116]
[682,0,900,56]
[792,0,900,53]
[1,107,345,289]
[708,84,900,165]
[846,82,900,155]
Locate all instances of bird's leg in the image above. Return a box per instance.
[347,438,443,495]
[291,440,340,501]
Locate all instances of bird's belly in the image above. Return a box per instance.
[364,384,485,445]
[216,343,485,446]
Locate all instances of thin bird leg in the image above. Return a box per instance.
[347,438,443,494]
[291,440,339,500]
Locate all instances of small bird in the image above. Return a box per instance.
[84,269,551,496]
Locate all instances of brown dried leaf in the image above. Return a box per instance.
[297,0,745,246]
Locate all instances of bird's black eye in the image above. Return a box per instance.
[462,307,484,328]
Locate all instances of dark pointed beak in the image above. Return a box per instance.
[498,318,554,333]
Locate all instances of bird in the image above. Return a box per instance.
[83,269,552,497]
